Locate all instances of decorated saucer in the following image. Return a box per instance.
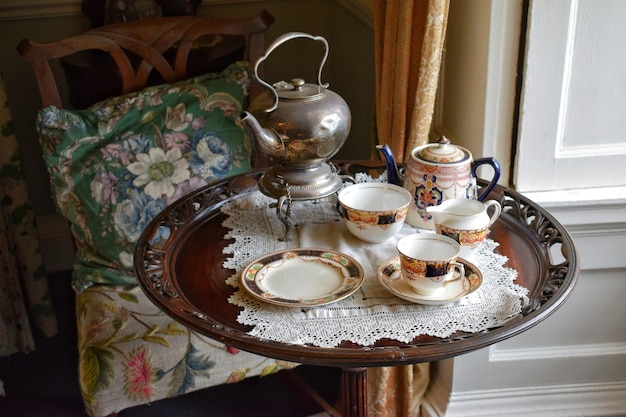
[377,256,483,305]
[241,248,364,307]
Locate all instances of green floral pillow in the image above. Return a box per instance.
[36,61,252,291]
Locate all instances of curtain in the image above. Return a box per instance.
[0,66,57,362]
[373,0,450,163]
[368,362,431,417]
[369,1,449,415]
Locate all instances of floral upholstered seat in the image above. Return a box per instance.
[35,61,296,417]
[76,284,295,416]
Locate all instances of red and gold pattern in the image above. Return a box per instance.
[398,255,427,276]
[436,225,489,249]
[398,254,449,282]
[344,206,408,227]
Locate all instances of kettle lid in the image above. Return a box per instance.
[418,136,468,163]
[274,78,325,100]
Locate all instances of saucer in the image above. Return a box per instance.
[241,248,364,307]
[377,257,482,305]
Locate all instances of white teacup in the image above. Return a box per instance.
[337,183,412,243]
[396,234,465,295]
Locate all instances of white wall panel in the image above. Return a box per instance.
[515,0,626,192]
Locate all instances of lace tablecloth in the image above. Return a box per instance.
[222,184,528,348]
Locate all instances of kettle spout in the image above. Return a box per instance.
[376,144,403,186]
[240,111,285,160]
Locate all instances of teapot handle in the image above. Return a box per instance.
[253,32,330,113]
[472,157,502,202]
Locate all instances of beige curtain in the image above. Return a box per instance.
[0,66,57,362]
[373,0,449,163]
[368,362,431,417]
[369,1,449,416]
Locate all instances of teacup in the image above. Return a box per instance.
[396,234,465,295]
[426,198,501,258]
[337,183,412,243]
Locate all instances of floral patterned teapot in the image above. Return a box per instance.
[377,136,501,229]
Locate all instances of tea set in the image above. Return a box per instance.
[334,160,498,302]
[241,32,502,305]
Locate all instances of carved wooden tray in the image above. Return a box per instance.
[134,161,579,368]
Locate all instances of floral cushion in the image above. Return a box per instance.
[77,284,296,417]
[36,62,252,291]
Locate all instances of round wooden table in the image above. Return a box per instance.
[134,161,579,417]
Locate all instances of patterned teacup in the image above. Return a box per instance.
[337,183,411,243]
[396,234,465,295]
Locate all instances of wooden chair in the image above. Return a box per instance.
[17,11,287,417]
[18,11,274,109]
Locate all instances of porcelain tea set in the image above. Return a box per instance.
[336,140,502,298]
[241,32,502,302]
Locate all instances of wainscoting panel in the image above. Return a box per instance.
[424,381,626,417]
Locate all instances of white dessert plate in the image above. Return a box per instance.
[241,248,365,307]
[377,256,483,305]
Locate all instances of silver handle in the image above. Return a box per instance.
[253,32,329,113]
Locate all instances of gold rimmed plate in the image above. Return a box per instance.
[377,257,483,305]
[241,248,365,307]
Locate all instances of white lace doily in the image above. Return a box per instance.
[222,186,528,348]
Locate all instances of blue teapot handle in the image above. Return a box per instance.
[472,157,501,201]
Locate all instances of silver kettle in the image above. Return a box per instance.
[240,32,351,200]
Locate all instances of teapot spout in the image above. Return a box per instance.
[376,144,403,186]
[240,111,285,160]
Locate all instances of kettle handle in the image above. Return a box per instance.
[253,32,330,113]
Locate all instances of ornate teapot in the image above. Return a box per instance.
[240,32,351,201]
[377,136,501,229]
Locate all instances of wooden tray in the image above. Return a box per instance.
[134,161,579,368]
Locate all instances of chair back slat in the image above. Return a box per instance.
[17,11,274,109]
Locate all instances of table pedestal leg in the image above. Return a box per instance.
[339,367,367,417]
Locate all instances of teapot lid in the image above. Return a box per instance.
[273,78,325,100]
[418,136,468,163]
